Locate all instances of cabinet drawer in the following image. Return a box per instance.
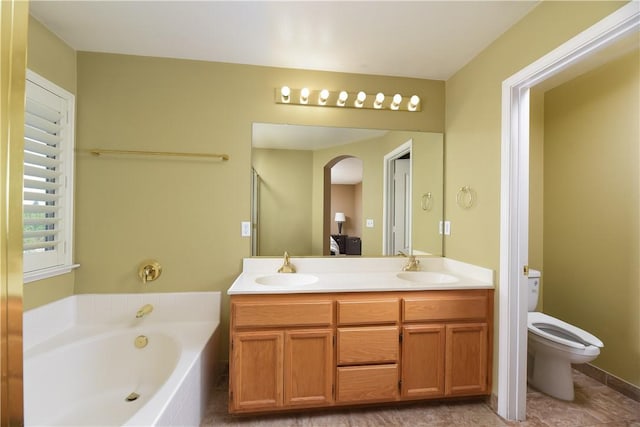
[336,364,399,403]
[337,299,399,325]
[403,293,488,322]
[337,326,399,365]
[233,301,333,328]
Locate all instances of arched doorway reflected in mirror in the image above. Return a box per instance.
[323,156,363,256]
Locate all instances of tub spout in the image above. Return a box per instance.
[136,304,154,319]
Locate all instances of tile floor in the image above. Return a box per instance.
[200,370,640,427]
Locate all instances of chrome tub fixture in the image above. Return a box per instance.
[277,251,296,273]
[135,304,154,319]
[138,260,162,284]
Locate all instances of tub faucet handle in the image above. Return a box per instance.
[136,304,154,319]
[138,260,162,284]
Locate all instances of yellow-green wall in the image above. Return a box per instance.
[26,16,76,94]
[529,89,545,289]
[23,16,76,310]
[543,50,639,386]
[444,1,626,390]
[252,148,313,256]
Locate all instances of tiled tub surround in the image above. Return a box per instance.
[24,292,221,427]
[228,256,494,295]
[228,257,495,415]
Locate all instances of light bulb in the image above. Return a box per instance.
[391,93,402,110]
[300,87,310,104]
[337,91,348,107]
[319,89,330,105]
[408,95,420,111]
[281,86,290,103]
[374,92,385,109]
[355,91,366,108]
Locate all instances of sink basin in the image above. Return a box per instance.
[396,271,459,284]
[255,274,319,287]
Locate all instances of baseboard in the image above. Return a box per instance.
[573,363,640,402]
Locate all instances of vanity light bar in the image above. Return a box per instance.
[275,87,421,112]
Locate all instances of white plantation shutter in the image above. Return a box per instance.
[23,71,76,279]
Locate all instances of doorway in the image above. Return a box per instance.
[323,156,363,255]
[498,3,639,420]
[383,140,412,256]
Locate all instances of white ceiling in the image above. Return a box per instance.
[331,157,363,185]
[30,0,538,81]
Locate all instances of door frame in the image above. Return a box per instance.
[383,140,412,255]
[498,3,639,420]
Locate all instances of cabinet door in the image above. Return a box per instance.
[231,331,284,412]
[284,329,333,407]
[445,323,488,396]
[401,324,446,399]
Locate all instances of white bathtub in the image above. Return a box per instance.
[23,292,221,426]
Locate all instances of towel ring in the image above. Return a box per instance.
[421,193,433,211]
[456,186,476,209]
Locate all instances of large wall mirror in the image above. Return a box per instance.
[251,123,444,257]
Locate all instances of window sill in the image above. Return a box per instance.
[24,264,80,284]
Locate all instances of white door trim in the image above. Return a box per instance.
[383,140,412,255]
[498,3,639,420]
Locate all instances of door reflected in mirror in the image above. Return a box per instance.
[251,123,443,257]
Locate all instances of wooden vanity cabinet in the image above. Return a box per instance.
[229,296,334,413]
[229,289,493,414]
[401,290,493,399]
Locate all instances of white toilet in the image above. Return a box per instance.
[527,269,603,400]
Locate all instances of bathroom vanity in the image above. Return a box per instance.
[227,257,494,414]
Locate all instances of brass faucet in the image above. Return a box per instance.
[136,304,154,319]
[402,255,420,272]
[277,251,296,273]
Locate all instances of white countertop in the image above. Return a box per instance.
[227,257,494,295]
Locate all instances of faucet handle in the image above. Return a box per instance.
[138,260,162,283]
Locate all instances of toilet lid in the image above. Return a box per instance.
[528,312,604,350]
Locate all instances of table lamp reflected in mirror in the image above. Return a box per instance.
[334,212,346,235]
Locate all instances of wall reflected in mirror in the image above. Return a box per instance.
[251,123,443,257]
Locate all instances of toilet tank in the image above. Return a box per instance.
[528,269,541,312]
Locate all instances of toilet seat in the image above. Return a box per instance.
[528,312,603,350]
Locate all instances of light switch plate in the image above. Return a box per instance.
[366,219,374,228]
[241,221,251,237]
[444,221,451,236]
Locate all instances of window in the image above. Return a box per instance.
[23,70,77,282]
